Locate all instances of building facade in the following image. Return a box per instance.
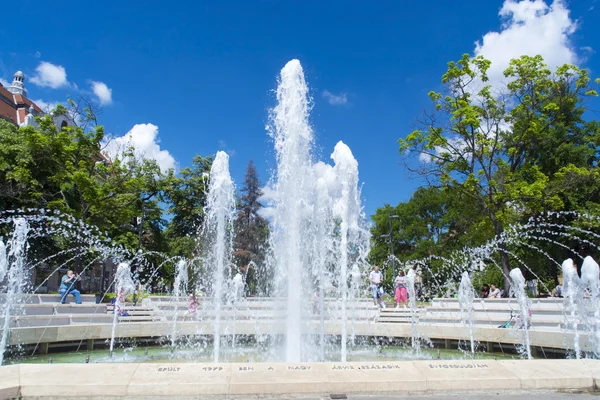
[0,71,71,128]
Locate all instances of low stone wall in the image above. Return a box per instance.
[6,320,593,353]
[1,359,599,398]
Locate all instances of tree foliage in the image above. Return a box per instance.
[391,54,599,290]
[233,160,269,295]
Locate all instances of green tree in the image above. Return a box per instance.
[370,187,489,290]
[0,104,169,278]
[162,155,213,258]
[398,54,598,289]
[233,160,269,295]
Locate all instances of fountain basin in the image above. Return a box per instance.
[1,359,599,398]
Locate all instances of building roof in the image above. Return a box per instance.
[13,94,43,113]
[0,84,19,125]
[0,73,44,126]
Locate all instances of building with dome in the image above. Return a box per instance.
[0,70,71,128]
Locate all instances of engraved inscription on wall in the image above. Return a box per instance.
[429,364,488,369]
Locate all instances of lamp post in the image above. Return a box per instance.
[380,213,399,280]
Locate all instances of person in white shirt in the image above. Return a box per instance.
[488,284,501,299]
[369,265,385,307]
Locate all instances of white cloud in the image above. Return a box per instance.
[102,124,176,172]
[0,77,9,87]
[29,61,68,89]
[474,0,578,89]
[322,90,348,105]
[90,81,113,105]
[32,99,60,113]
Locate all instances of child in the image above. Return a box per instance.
[111,289,129,317]
[186,293,199,321]
[395,271,408,308]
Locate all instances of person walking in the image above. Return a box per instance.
[369,265,385,308]
[395,270,408,308]
[59,270,82,304]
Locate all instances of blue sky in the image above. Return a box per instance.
[1,0,598,217]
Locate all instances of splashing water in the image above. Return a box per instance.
[109,263,135,355]
[509,268,532,359]
[266,60,370,362]
[0,239,7,282]
[267,59,315,362]
[350,264,363,346]
[458,271,476,357]
[581,256,600,357]
[406,269,421,355]
[313,174,333,361]
[331,141,362,362]
[171,260,188,348]
[203,151,236,362]
[561,258,581,359]
[0,218,30,365]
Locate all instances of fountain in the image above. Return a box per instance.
[581,256,600,358]
[458,271,476,357]
[580,256,600,357]
[509,268,532,359]
[203,150,236,362]
[331,141,362,362]
[109,263,135,356]
[312,169,334,362]
[0,218,30,366]
[0,239,7,282]
[170,260,188,347]
[406,269,421,355]
[266,59,370,362]
[267,59,315,362]
[4,60,600,400]
[561,258,581,359]
[350,264,362,346]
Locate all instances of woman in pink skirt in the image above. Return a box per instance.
[395,270,408,308]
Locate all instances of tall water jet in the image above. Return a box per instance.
[406,269,421,355]
[229,271,245,350]
[312,166,334,362]
[0,239,7,282]
[203,151,236,363]
[109,263,135,355]
[350,264,362,346]
[171,260,188,348]
[0,218,30,366]
[509,268,532,359]
[458,271,476,357]
[331,141,361,362]
[581,256,599,357]
[561,258,582,359]
[267,59,314,362]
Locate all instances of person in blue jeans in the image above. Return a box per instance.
[59,270,82,304]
